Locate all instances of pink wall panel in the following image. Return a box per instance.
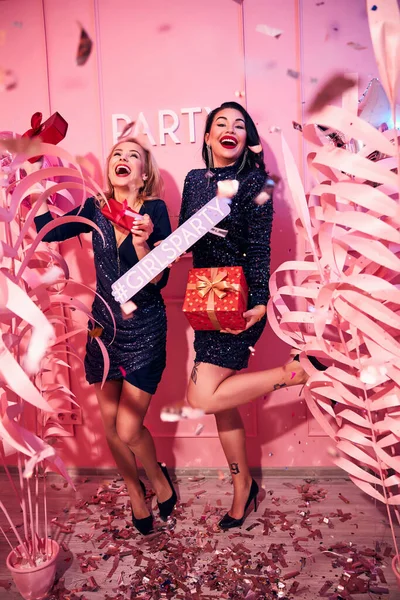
[1,0,385,469]
[95,0,245,221]
[0,0,50,133]
[42,0,103,159]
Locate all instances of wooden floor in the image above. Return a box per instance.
[0,470,398,599]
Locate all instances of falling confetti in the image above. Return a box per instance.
[118,366,127,377]
[217,179,239,198]
[308,73,356,113]
[76,23,93,66]
[248,144,262,154]
[287,68,300,79]
[0,136,40,155]
[118,120,135,140]
[121,300,137,318]
[195,423,204,436]
[0,67,17,91]
[256,24,283,39]
[371,4,378,10]
[160,405,205,422]
[88,327,103,338]
[254,191,270,205]
[158,24,172,32]
[248,345,256,355]
[347,41,367,50]
[292,121,303,132]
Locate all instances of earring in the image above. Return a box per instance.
[142,174,148,181]
[236,148,248,175]
[206,145,214,169]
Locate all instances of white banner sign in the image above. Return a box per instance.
[111,195,231,304]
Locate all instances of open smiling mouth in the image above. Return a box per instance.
[115,164,131,176]
[220,135,238,149]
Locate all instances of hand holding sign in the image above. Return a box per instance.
[111,180,238,304]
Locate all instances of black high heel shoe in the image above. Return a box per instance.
[130,479,152,535]
[293,354,337,406]
[218,479,259,530]
[131,509,154,536]
[293,354,327,371]
[157,462,177,521]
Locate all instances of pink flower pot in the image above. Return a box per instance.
[393,555,400,590]
[6,539,59,600]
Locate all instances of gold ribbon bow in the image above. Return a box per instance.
[195,269,233,299]
[187,268,245,330]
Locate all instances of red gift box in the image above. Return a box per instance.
[22,111,68,163]
[101,198,142,231]
[183,266,248,330]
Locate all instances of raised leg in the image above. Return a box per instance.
[188,359,306,414]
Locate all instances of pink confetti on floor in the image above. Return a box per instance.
[8,474,392,599]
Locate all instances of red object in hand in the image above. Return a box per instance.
[101,198,143,231]
[22,111,68,163]
[183,266,248,330]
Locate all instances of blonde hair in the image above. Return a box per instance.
[102,137,163,205]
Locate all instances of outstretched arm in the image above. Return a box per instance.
[34,197,96,242]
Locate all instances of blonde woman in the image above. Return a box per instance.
[34,138,176,534]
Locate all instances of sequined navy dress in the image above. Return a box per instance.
[179,163,273,371]
[35,197,171,394]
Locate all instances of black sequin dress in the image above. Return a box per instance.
[179,163,273,371]
[35,197,171,393]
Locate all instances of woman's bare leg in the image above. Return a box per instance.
[116,380,173,508]
[94,381,147,517]
[188,364,256,518]
[216,406,253,519]
[187,358,306,414]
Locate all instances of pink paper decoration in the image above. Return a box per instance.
[0,136,112,563]
[269,0,400,560]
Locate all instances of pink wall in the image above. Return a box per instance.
[0,0,379,468]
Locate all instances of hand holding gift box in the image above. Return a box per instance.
[101,198,143,231]
[183,266,248,331]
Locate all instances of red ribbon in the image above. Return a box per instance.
[23,112,44,138]
[113,199,128,224]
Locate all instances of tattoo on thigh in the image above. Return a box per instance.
[274,382,287,391]
[230,462,240,475]
[191,361,200,385]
